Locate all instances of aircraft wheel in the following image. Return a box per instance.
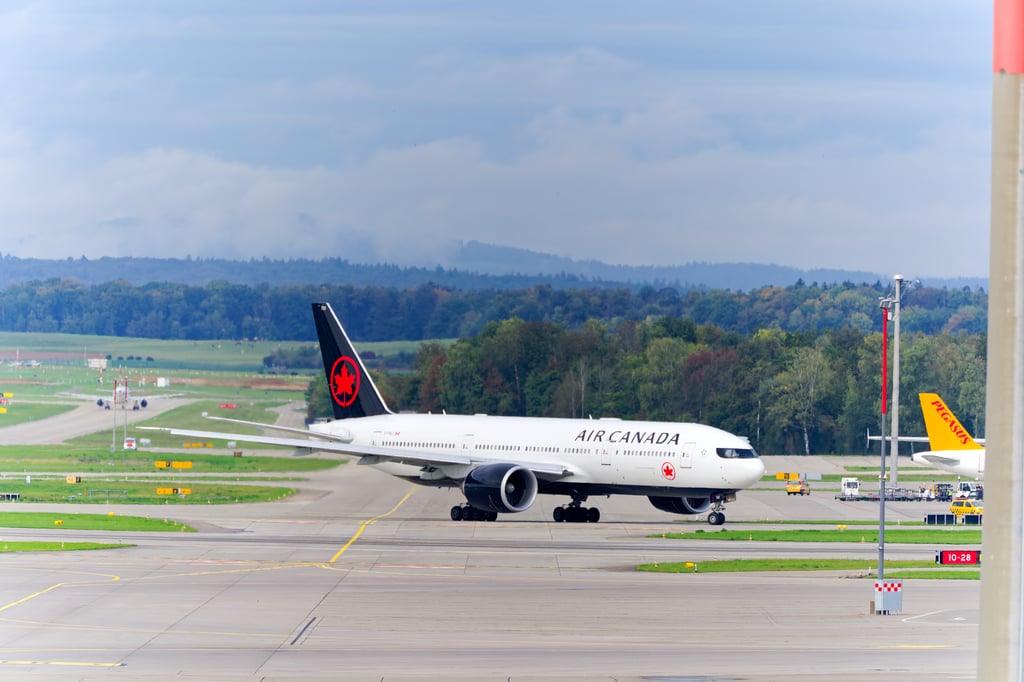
[485,511,498,522]
[587,507,600,523]
[553,507,564,523]
[450,506,463,521]
[708,511,725,526]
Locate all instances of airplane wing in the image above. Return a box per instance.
[196,415,355,442]
[138,424,574,479]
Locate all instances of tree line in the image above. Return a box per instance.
[0,278,987,341]
[304,315,987,457]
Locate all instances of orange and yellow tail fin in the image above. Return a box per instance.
[918,393,983,451]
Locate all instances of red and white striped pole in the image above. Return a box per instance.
[979,1,1024,677]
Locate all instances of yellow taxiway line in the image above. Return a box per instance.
[327,486,417,564]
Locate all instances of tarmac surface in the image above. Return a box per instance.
[0,403,980,681]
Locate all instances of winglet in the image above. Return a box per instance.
[918,393,983,451]
[312,302,392,419]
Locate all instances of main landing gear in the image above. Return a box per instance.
[552,495,600,523]
[706,500,726,526]
[450,505,498,522]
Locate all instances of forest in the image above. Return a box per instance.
[0,277,987,341]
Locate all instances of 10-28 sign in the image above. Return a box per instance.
[936,550,981,565]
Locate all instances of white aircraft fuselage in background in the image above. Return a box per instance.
[911,449,984,480]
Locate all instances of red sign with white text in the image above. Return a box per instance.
[937,550,981,565]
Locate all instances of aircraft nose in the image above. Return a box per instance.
[751,458,766,483]
[735,458,765,487]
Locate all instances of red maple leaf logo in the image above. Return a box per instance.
[661,462,676,480]
[330,357,360,407]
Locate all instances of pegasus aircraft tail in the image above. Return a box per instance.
[918,392,983,451]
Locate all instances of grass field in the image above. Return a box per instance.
[0,443,338,474]
[637,558,978,579]
[0,541,132,553]
[0,478,296,504]
[0,362,340,506]
[654,528,982,544]
[0,330,437,372]
[0,511,193,532]
[0,402,77,426]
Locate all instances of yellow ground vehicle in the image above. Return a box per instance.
[950,499,983,517]
[786,480,810,496]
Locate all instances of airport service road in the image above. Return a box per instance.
[0,399,194,445]
[0,463,978,682]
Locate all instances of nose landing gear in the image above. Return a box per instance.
[706,500,726,526]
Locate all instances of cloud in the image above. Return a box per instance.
[0,2,993,278]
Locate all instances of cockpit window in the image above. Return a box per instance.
[717,447,758,459]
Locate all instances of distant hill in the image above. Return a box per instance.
[446,242,986,291]
[0,245,986,292]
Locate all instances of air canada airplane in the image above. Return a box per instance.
[910,392,985,480]
[148,302,765,525]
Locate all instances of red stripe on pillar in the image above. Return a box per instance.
[995,0,1024,73]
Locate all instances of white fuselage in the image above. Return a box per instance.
[911,449,985,480]
[310,412,764,495]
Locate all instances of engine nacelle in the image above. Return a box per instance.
[648,495,713,515]
[462,463,538,513]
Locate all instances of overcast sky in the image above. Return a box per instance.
[0,1,991,277]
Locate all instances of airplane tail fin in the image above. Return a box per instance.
[918,392,982,451]
[312,302,392,420]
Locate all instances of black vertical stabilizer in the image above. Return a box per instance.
[312,302,392,419]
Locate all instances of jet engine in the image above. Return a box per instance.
[648,495,712,515]
[462,463,538,513]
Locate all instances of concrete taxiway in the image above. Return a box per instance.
[0,407,979,680]
[0,463,978,681]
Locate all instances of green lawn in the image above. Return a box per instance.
[0,478,296,504]
[0,330,432,373]
[0,511,193,532]
[0,444,339,474]
[653,528,982,544]
[0,541,132,553]
[638,557,977,579]
[0,402,77,426]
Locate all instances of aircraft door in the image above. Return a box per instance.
[372,431,382,446]
[461,434,475,457]
[679,441,696,469]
